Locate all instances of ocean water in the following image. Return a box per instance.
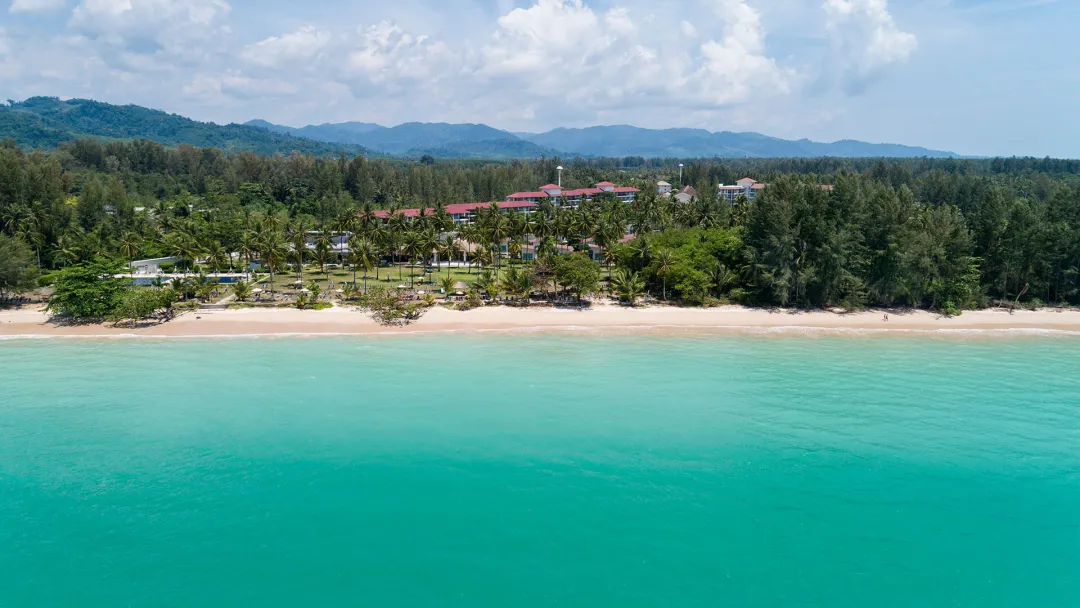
[1,333,1079,607]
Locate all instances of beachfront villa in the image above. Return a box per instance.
[129,257,181,275]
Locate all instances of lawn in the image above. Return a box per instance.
[258,264,491,295]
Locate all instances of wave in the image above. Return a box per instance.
[3,325,1080,341]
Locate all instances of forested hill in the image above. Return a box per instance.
[249,120,959,159]
[0,98,364,156]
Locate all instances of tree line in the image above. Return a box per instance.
[2,138,1080,313]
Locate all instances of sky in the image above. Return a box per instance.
[1,0,1077,157]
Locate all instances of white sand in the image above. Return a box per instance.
[2,303,1080,338]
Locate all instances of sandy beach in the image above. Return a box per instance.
[2,303,1080,338]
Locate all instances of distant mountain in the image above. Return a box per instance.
[250,120,544,157]
[245,119,385,146]
[1,98,364,156]
[251,119,956,159]
[407,138,560,159]
[0,97,959,159]
[522,126,956,158]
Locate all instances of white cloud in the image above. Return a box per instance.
[10,0,66,13]
[241,26,331,68]
[689,0,797,104]
[823,0,917,92]
[0,0,925,135]
[343,21,454,97]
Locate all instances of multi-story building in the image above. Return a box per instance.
[717,177,767,204]
[506,182,639,207]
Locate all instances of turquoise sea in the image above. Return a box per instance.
[1,333,1079,607]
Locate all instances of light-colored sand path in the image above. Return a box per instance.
[3,303,1080,338]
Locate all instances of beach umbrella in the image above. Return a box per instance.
[252,288,263,294]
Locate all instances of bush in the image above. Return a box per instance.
[159,262,176,274]
[359,287,428,325]
[108,288,176,325]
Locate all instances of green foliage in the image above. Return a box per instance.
[359,286,428,325]
[555,253,601,304]
[0,234,39,298]
[46,258,127,318]
[612,268,646,306]
[108,288,176,325]
[2,98,362,155]
[231,279,254,302]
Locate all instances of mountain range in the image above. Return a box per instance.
[0,97,959,159]
[245,119,957,159]
[0,97,363,156]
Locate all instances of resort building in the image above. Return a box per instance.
[371,200,536,225]
[674,186,699,204]
[657,181,673,195]
[717,177,767,204]
[505,182,640,207]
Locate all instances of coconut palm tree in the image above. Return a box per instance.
[438,235,462,279]
[654,248,676,301]
[118,231,141,276]
[287,220,309,283]
[206,242,230,273]
[260,236,288,296]
[612,269,646,306]
[439,275,456,300]
[348,237,377,293]
[232,279,254,302]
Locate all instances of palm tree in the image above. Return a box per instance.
[655,248,676,301]
[313,240,333,282]
[232,280,254,302]
[348,237,378,293]
[287,220,308,283]
[118,231,141,276]
[192,272,216,302]
[261,236,288,296]
[439,275,456,300]
[438,235,462,279]
[612,269,645,306]
[239,230,258,270]
[206,242,230,273]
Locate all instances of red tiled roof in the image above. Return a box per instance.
[539,184,561,190]
[507,191,548,199]
[562,187,603,197]
[737,177,757,184]
[751,183,767,189]
[374,200,536,219]
[594,181,615,187]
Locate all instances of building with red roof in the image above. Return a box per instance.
[506,181,639,206]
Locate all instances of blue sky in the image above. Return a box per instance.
[2,0,1077,157]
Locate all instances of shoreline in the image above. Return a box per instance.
[3,303,1080,339]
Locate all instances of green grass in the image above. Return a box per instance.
[261,264,492,294]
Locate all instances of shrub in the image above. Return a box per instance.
[359,287,427,326]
